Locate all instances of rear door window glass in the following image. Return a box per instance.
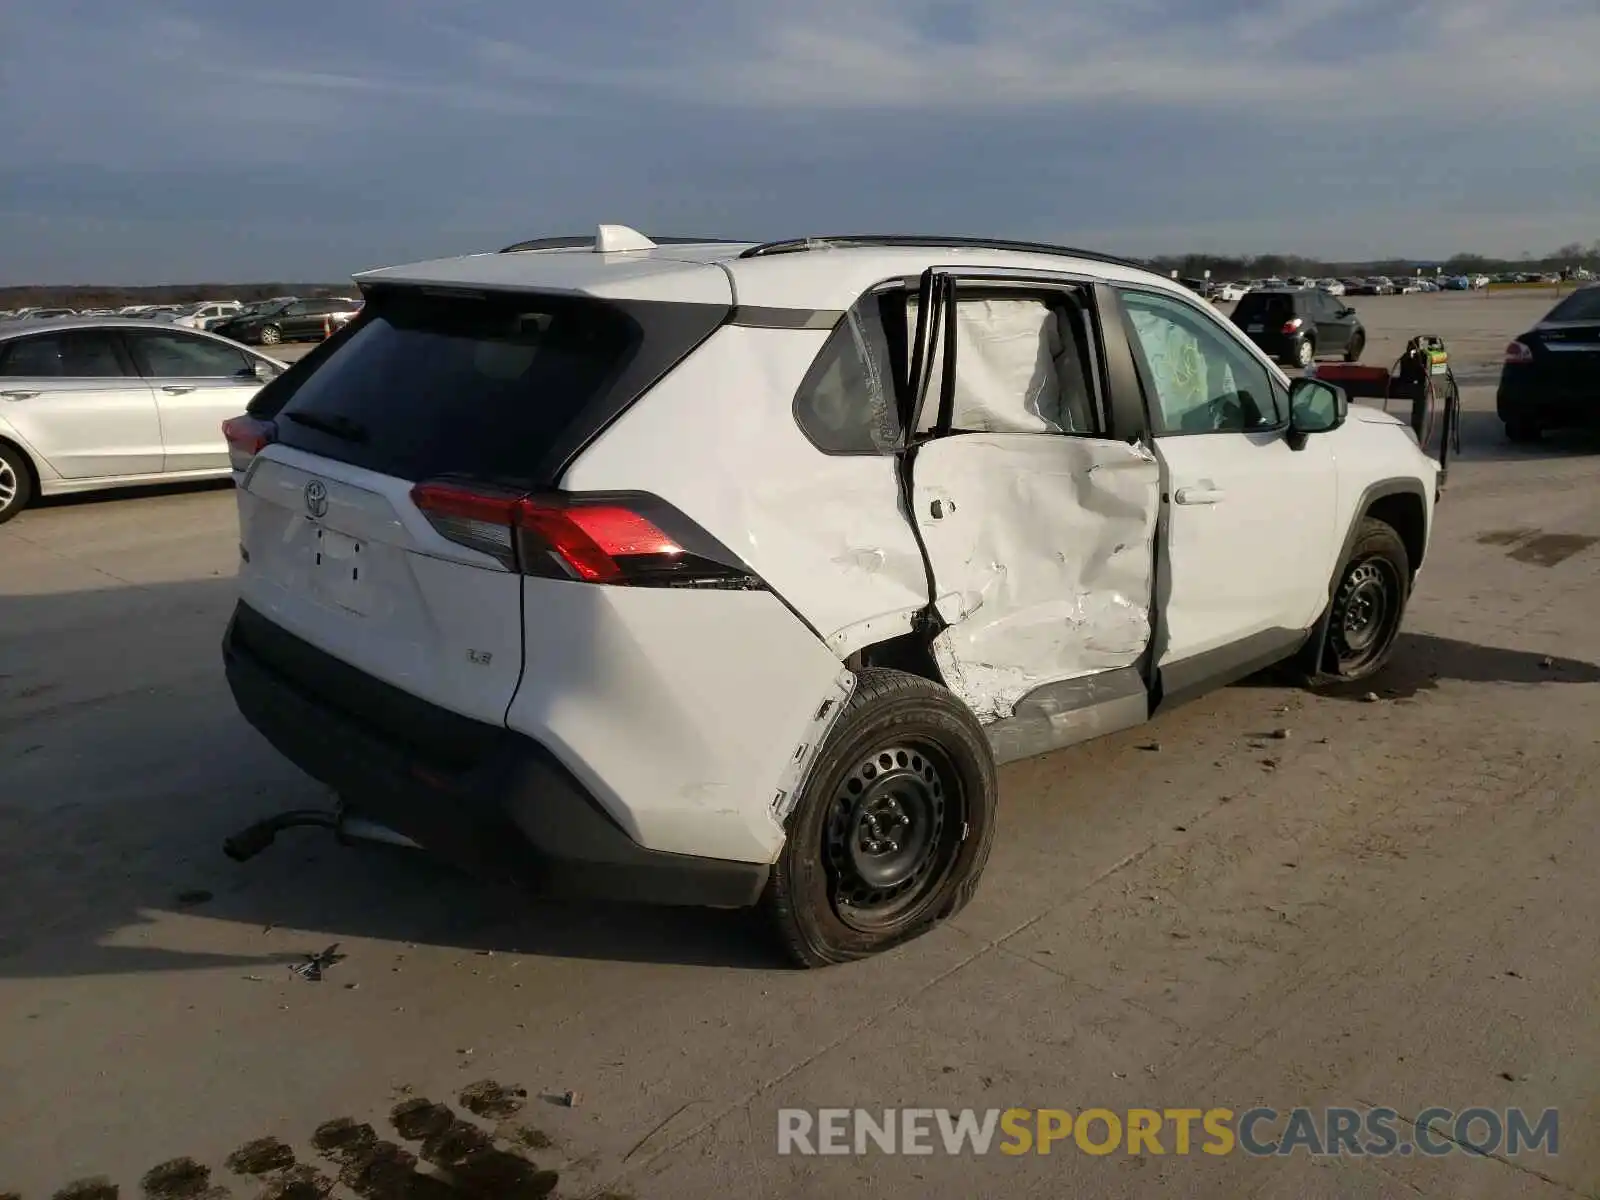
[0,331,127,378]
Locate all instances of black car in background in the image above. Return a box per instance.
[1497,284,1600,442]
[1229,288,1366,368]
[212,297,360,346]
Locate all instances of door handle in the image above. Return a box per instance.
[0,389,39,400]
[161,384,196,395]
[1174,486,1225,505]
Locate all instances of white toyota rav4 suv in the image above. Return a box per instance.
[220,228,1440,966]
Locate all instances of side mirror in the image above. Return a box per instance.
[1287,377,1347,448]
[252,359,281,382]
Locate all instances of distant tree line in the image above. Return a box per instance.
[6,237,1599,308]
[0,282,350,311]
[1144,240,1600,282]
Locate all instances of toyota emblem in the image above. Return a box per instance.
[303,479,329,519]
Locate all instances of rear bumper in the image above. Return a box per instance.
[1497,367,1600,426]
[1243,331,1309,362]
[222,602,769,908]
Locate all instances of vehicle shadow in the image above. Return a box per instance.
[1244,630,1600,701]
[0,576,789,982]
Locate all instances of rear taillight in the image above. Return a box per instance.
[410,482,760,588]
[1504,340,1534,363]
[1281,317,1304,334]
[222,415,276,473]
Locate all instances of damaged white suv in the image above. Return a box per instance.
[220,228,1439,966]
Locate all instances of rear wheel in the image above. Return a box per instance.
[1504,417,1541,443]
[259,324,283,345]
[765,668,997,967]
[0,442,34,525]
[1293,337,1315,368]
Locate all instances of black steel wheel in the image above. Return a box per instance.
[1316,518,1410,682]
[823,740,964,933]
[765,668,997,967]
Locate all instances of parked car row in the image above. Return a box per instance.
[0,296,362,343]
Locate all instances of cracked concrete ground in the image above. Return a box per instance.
[2,291,1597,1198]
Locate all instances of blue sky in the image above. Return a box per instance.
[3,0,1598,283]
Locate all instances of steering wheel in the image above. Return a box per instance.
[1178,392,1246,433]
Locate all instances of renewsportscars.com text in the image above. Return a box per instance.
[777,1106,1559,1158]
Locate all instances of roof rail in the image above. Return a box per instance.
[499,233,742,254]
[738,235,1150,273]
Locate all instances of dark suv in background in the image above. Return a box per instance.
[1230,288,1366,368]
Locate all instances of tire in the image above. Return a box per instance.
[1504,417,1541,444]
[259,324,283,345]
[1343,331,1365,362]
[765,668,998,968]
[1305,518,1410,685]
[1293,338,1315,368]
[0,442,34,525]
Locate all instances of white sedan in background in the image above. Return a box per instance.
[1214,281,1249,301]
[172,301,245,331]
[0,317,285,523]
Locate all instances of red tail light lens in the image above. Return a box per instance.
[1504,340,1534,363]
[410,482,757,589]
[1281,317,1304,334]
[222,415,276,473]
[518,503,681,583]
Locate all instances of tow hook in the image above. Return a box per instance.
[223,804,420,862]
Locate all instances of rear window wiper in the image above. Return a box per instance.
[285,410,369,443]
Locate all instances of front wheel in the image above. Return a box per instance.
[764,668,997,968]
[1344,331,1366,362]
[1308,518,1410,684]
[258,324,283,345]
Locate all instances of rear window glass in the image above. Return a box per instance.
[1544,287,1600,322]
[1234,293,1297,321]
[261,292,644,484]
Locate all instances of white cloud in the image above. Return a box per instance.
[462,0,1600,120]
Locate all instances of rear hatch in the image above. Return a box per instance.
[230,281,729,730]
[1232,292,1297,339]
[1525,288,1600,392]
